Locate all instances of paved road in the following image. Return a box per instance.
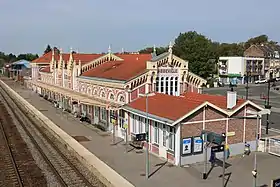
[2,78,280,187]
[204,82,280,131]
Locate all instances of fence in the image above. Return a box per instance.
[259,136,280,157]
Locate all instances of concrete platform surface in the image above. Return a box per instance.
[3,79,280,187]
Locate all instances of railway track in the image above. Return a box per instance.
[0,82,105,187]
[0,112,24,187]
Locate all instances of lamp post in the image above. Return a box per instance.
[245,109,271,187]
[245,70,251,100]
[265,71,273,134]
[139,92,155,180]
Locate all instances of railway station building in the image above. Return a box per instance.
[26,44,264,165]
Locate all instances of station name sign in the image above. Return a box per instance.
[158,69,178,74]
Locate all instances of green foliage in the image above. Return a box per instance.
[139,46,167,55]
[138,32,277,79]
[0,51,39,67]
[244,34,268,49]
[173,31,217,78]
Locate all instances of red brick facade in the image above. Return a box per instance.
[181,105,258,145]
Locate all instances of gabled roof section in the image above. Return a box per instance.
[123,93,203,122]
[32,51,52,63]
[73,53,103,65]
[122,92,256,126]
[80,53,152,81]
[150,52,169,62]
[182,92,245,110]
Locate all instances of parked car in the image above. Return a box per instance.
[255,79,267,84]
[276,77,280,82]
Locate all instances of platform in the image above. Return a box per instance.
[4,78,280,187]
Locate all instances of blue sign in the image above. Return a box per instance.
[182,138,192,155]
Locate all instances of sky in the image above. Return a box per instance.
[0,0,279,55]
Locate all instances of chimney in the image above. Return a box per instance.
[227,91,237,109]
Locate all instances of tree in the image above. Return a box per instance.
[244,35,268,49]
[173,31,216,78]
[44,44,52,54]
[139,47,167,55]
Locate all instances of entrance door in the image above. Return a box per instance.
[159,124,167,158]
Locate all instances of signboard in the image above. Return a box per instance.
[158,68,178,74]
[182,137,192,155]
[227,131,236,137]
[272,177,280,187]
[193,136,203,154]
[211,145,225,153]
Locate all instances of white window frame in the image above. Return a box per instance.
[153,121,159,144]
[132,114,137,134]
[101,107,107,121]
[162,124,166,147]
[94,106,99,117]
[168,126,175,151]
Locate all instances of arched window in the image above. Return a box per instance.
[119,95,125,103]
[160,77,164,93]
[110,93,115,100]
[175,77,178,95]
[93,89,97,95]
[165,77,169,94]
[101,91,106,98]
[156,77,159,92]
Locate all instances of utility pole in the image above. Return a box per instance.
[245,71,249,100]
[265,72,272,134]
[145,94,149,179]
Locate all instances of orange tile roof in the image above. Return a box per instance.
[32,52,102,65]
[126,93,203,121]
[73,53,103,65]
[182,92,245,110]
[81,53,152,81]
[32,51,52,63]
[125,92,246,121]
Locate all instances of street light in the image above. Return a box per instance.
[265,71,273,134]
[139,92,155,180]
[245,70,251,100]
[245,109,271,187]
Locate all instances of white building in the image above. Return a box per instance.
[218,56,265,84]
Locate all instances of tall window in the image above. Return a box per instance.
[156,77,159,92]
[165,77,169,94]
[94,106,99,117]
[154,122,159,144]
[175,77,178,95]
[119,110,125,128]
[162,124,166,147]
[160,77,164,93]
[138,117,143,133]
[109,110,116,123]
[168,127,175,151]
[132,114,137,133]
[101,107,107,121]
[170,77,174,95]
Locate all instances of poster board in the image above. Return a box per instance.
[193,136,203,154]
[182,137,192,156]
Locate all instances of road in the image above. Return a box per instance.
[203,82,280,131]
